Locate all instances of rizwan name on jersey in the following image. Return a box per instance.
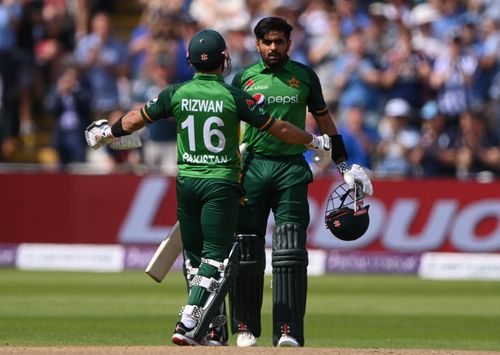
[181,99,224,113]
[182,152,229,164]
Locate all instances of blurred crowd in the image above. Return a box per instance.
[0,0,499,180]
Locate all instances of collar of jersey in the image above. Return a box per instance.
[193,73,224,81]
[258,58,292,74]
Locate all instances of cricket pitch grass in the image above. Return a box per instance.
[1,269,499,354]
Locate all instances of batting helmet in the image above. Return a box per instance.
[188,29,228,67]
[325,182,370,241]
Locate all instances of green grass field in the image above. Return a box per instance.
[1,269,499,350]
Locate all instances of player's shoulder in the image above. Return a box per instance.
[287,60,318,81]
[219,81,252,100]
[162,80,195,98]
[242,61,262,73]
[238,62,263,79]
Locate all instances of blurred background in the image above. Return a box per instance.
[0,0,498,178]
[0,0,499,280]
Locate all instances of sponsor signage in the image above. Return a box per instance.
[16,243,124,272]
[419,252,500,280]
[1,174,499,253]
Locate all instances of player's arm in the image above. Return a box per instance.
[311,109,372,195]
[85,109,145,150]
[86,87,176,149]
[312,111,346,162]
[266,118,328,147]
[308,67,373,195]
[111,110,145,136]
[306,67,347,164]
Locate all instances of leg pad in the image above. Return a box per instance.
[230,234,266,337]
[272,223,308,347]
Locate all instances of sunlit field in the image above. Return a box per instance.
[1,269,499,351]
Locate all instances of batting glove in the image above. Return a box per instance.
[85,119,115,150]
[306,133,331,151]
[341,163,374,196]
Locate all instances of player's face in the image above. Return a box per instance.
[256,31,291,68]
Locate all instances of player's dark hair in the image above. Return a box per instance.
[254,17,293,41]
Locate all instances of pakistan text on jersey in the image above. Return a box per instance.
[182,152,229,164]
[181,99,224,113]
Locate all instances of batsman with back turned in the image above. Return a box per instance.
[86,28,333,346]
[229,17,373,348]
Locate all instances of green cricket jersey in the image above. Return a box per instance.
[232,58,328,156]
[140,73,275,183]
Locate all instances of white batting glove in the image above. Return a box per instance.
[85,119,115,150]
[342,163,374,196]
[306,134,331,151]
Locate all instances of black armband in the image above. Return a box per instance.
[330,134,348,163]
[110,116,130,137]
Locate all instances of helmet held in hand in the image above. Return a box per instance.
[325,182,370,241]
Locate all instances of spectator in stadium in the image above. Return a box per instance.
[379,28,432,109]
[46,65,91,169]
[374,98,420,177]
[307,9,344,108]
[452,108,500,179]
[188,0,250,35]
[298,0,331,49]
[408,100,456,177]
[332,29,381,129]
[172,14,200,83]
[130,46,177,175]
[383,0,412,28]
[73,12,128,122]
[335,0,371,37]
[409,2,443,61]
[14,1,43,148]
[432,0,466,41]
[429,31,478,126]
[363,2,399,64]
[36,0,76,88]
[456,17,499,109]
[339,101,380,170]
[274,4,309,65]
[229,16,370,348]
[0,0,22,159]
[224,25,258,84]
[126,2,152,81]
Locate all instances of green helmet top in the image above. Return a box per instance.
[188,29,227,65]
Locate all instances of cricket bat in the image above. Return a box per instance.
[145,221,183,282]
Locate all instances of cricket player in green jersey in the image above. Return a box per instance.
[88,29,332,346]
[228,17,374,348]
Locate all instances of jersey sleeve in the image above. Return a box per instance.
[139,84,177,123]
[306,67,328,116]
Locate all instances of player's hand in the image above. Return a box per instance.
[85,119,115,150]
[306,134,331,151]
[343,164,373,196]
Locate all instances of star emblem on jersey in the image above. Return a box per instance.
[288,76,299,88]
[201,53,208,61]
